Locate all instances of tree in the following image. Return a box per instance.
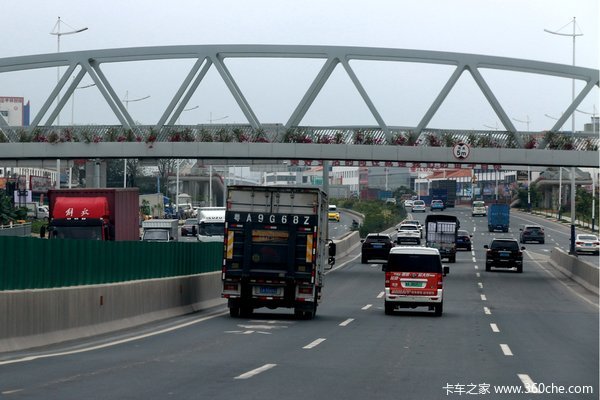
[0,191,17,225]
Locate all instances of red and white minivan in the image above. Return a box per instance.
[383,246,449,316]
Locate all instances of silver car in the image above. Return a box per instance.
[575,234,599,255]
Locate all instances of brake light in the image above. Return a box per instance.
[437,280,443,289]
[298,286,313,295]
[385,272,391,288]
[223,283,238,291]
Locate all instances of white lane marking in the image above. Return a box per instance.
[476,272,481,278]
[480,294,487,301]
[472,257,477,263]
[339,318,354,327]
[234,363,277,379]
[362,304,372,310]
[478,282,483,289]
[377,291,385,299]
[490,323,500,332]
[303,338,326,349]
[484,307,492,315]
[500,344,514,356]
[0,310,229,366]
[518,374,537,393]
[1,390,24,395]
[474,265,479,270]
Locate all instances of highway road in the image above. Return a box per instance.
[1,207,597,399]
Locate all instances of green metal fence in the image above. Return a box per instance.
[0,237,223,290]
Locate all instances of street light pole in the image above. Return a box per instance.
[545,17,583,255]
[512,116,531,132]
[122,91,150,188]
[177,105,199,125]
[50,17,88,126]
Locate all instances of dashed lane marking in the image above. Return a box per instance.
[500,344,514,356]
[481,294,487,301]
[234,364,277,379]
[490,323,500,332]
[361,304,373,310]
[484,307,492,315]
[339,318,354,327]
[303,338,326,349]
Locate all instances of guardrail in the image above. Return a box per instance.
[0,222,31,237]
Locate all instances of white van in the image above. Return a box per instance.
[383,246,449,316]
[197,207,225,242]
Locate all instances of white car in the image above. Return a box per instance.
[412,200,426,212]
[403,199,414,208]
[575,234,599,255]
[396,224,421,245]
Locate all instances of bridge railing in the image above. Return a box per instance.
[1,125,597,151]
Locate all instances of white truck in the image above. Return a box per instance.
[197,207,225,242]
[221,185,336,319]
[22,202,49,220]
[425,214,459,263]
[141,219,180,242]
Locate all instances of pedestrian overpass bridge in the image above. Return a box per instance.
[0,45,598,167]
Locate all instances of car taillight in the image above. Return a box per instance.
[437,280,443,289]
[223,283,238,291]
[595,242,600,246]
[298,286,313,295]
[385,272,391,288]
[576,242,584,245]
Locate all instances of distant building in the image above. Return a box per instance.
[0,96,30,126]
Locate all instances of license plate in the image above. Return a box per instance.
[372,244,383,248]
[499,251,510,257]
[258,286,279,295]
[403,281,424,288]
[585,243,592,246]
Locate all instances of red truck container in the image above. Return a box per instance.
[44,188,140,241]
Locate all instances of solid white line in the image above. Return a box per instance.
[478,282,483,289]
[303,338,326,349]
[361,304,372,310]
[490,323,500,332]
[500,344,513,356]
[484,307,492,315]
[339,318,354,327]
[480,294,487,301]
[518,374,537,393]
[377,291,385,299]
[234,363,277,379]
[0,310,229,366]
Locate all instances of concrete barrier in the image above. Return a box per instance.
[548,247,599,295]
[0,272,225,353]
[0,219,363,353]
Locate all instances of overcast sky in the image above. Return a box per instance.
[2,0,599,132]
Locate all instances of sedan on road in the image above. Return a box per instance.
[180,218,198,236]
[575,234,599,255]
[430,199,445,211]
[361,233,395,263]
[519,225,545,244]
[456,230,472,251]
[484,238,525,273]
[412,200,426,212]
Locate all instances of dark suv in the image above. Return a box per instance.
[361,233,394,263]
[519,225,545,244]
[484,239,525,273]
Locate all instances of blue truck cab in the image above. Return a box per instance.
[487,204,510,232]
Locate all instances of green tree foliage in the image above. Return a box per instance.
[336,198,406,237]
[0,191,17,225]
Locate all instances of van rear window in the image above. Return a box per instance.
[387,254,442,273]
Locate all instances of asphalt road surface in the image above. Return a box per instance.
[1,207,597,399]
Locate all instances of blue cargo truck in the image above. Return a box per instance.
[487,204,510,232]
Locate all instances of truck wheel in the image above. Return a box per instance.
[434,302,443,316]
[361,256,367,264]
[517,265,523,273]
[449,255,456,263]
[485,264,491,272]
[229,307,240,318]
[384,301,394,315]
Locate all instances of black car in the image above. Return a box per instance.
[181,218,198,236]
[519,225,545,244]
[456,230,472,251]
[484,239,525,273]
[361,233,394,263]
